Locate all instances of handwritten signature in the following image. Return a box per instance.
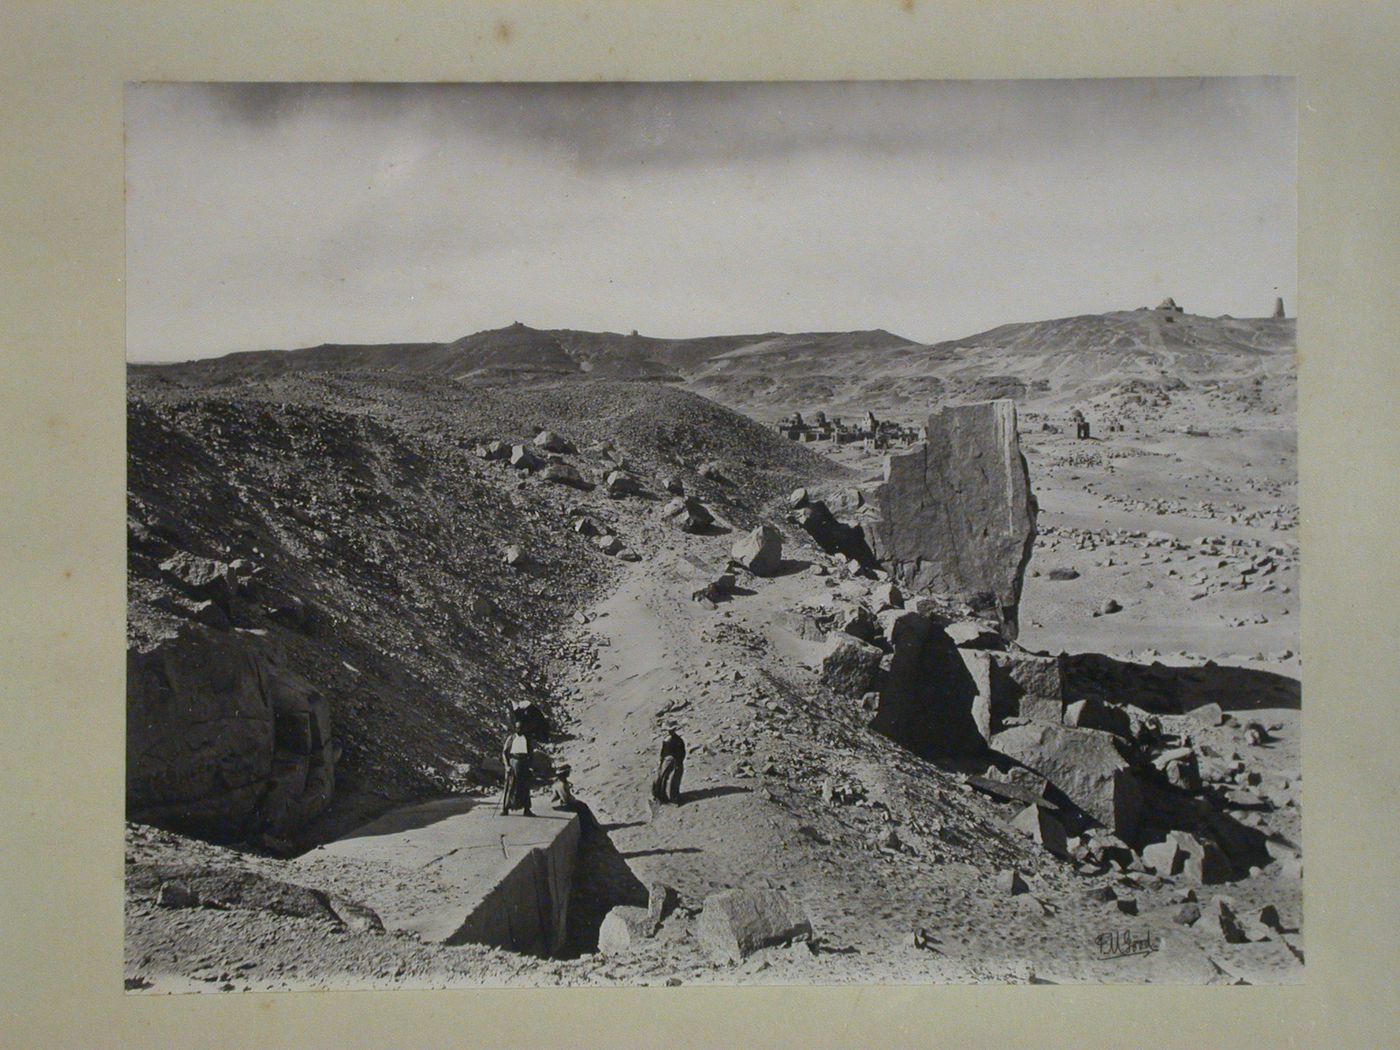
[1095,928,1161,960]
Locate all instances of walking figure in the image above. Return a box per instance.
[651,725,686,805]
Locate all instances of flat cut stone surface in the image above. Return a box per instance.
[299,797,579,952]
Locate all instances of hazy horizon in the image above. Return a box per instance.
[126,79,1296,363]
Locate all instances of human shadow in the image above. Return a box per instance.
[600,819,647,833]
[619,846,703,860]
[1062,652,1300,714]
[764,558,814,578]
[679,784,752,803]
[715,585,757,601]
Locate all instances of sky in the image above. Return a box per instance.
[126,79,1296,362]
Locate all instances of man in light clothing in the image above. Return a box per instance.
[500,727,534,816]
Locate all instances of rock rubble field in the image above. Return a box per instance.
[126,308,1300,989]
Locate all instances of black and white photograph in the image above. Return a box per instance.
[123,78,1302,990]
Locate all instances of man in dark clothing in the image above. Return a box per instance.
[652,726,686,804]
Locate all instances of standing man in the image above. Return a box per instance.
[652,725,686,805]
[499,724,534,816]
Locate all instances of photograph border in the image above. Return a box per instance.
[3,1,1398,1046]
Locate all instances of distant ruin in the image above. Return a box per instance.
[1071,409,1091,440]
[1155,297,1185,323]
[774,408,922,451]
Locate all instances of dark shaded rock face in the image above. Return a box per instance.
[870,400,1037,637]
[870,613,986,757]
[126,627,336,842]
[788,500,877,569]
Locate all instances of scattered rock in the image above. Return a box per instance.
[158,551,237,610]
[156,881,198,909]
[1190,703,1226,727]
[997,869,1030,896]
[1170,831,1233,885]
[695,889,813,963]
[818,635,884,699]
[542,462,594,490]
[662,497,714,534]
[788,500,877,570]
[1174,902,1202,926]
[992,722,1142,837]
[1010,803,1069,858]
[838,604,882,644]
[532,430,576,454]
[503,544,527,568]
[870,581,903,611]
[1062,698,1131,739]
[1142,838,1188,877]
[509,445,545,471]
[604,470,641,498]
[731,525,784,577]
[326,894,385,933]
[598,905,657,954]
[1253,904,1283,932]
[1204,896,1249,943]
[592,534,625,556]
[1151,747,1203,792]
[647,882,679,927]
[944,619,1004,650]
[960,648,1066,743]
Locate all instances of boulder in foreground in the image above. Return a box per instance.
[597,905,656,954]
[696,888,813,963]
[992,722,1142,837]
[959,648,1065,743]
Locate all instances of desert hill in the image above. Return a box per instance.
[142,308,1294,425]
[685,310,1295,421]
